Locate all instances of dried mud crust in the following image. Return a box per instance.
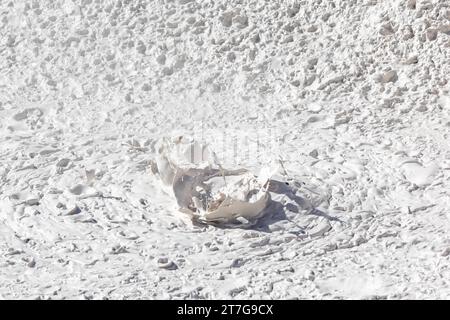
[0,0,449,299]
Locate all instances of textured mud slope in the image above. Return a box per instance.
[0,0,449,299]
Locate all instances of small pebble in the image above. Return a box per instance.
[28,259,36,268]
[439,24,450,35]
[66,206,81,216]
[407,0,416,10]
[309,149,319,158]
[441,247,450,257]
[379,23,395,36]
[426,29,438,41]
[25,198,40,206]
[56,202,66,209]
[403,55,418,65]
[304,269,315,281]
[307,25,318,32]
[380,70,398,83]
[157,257,178,270]
[56,158,70,167]
[109,245,128,255]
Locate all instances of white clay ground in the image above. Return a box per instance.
[0,0,449,299]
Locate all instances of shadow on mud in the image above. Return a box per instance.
[197,179,341,232]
